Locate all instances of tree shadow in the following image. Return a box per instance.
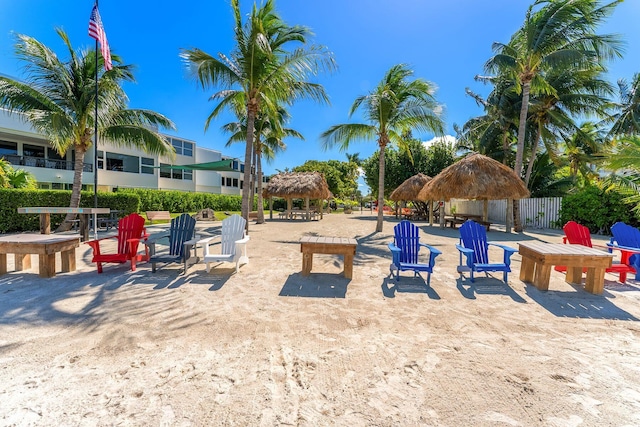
[279,273,349,298]
[456,275,527,303]
[381,276,440,299]
[524,283,639,320]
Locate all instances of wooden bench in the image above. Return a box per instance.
[300,236,358,278]
[445,216,491,231]
[0,234,80,278]
[146,211,171,224]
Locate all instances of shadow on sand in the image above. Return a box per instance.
[456,276,527,303]
[381,276,441,299]
[279,272,350,298]
[524,281,639,320]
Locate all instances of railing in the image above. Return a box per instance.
[3,154,93,172]
[449,197,563,229]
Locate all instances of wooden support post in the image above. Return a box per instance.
[15,254,31,271]
[39,253,56,278]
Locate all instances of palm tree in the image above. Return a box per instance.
[608,73,640,137]
[182,0,335,231]
[524,66,614,186]
[564,122,607,183]
[221,106,302,224]
[321,64,445,232]
[0,29,175,228]
[485,0,623,230]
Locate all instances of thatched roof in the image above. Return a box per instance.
[262,172,332,199]
[389,173,432,201]
[417,153,530,201]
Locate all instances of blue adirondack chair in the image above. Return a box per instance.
[608,222,640,281]
[456,220,517,283]
[145,213,197,274]
[388,220,441,285]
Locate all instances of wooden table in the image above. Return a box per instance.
[300,236,358,278]
[519,242,613,295]
[0,234,80,278]
[18,207,110,241]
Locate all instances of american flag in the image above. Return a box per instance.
[88,4,112,71]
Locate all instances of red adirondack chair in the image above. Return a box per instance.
[86,213,149,273]
[555,221,636,283]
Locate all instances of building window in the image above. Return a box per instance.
[226,177,232,186]
[232,178,238,187]
[160,163,171,178]
[141,157,154,174]
[232,160,239,171]
[106,152,139,173]
[240,180,243,189]
[0,140,18,157]
[240,164,244,173]
[51,182,63,190]
[183,170,193,181]
[171,138,194,157]
[47,147,64,161]
[23,144,45,158]
[172,168,183,180]
[97,150,104,170]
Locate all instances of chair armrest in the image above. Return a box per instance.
[85,235,117,255]
[144,232,170,246]
[419,242,442,266]
[235,235,250,245]
[456,244,475,268]
[489,243,517,266]
[562,236,568,244]
[607,243,640,255]
[388,243,401,265]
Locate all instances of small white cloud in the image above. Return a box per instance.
[423,135,456,149]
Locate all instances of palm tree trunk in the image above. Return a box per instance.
[513,80,532,232]
[256,147,265,224]
[524,126,541,187]
[501,131,509,165]
[376,143,386,233]
[57,145,87,232]
[242,103,257,233]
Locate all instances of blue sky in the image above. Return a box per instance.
[1,0,639,178]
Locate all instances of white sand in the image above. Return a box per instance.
[1,212,640,426]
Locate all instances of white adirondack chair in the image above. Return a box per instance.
[201,214,250,273]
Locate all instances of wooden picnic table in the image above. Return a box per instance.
[300,236,358,278]
[519,242,613,295]
[0,234,79,278]
[18,207,110,241]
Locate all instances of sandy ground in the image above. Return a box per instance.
[1,211,640,427]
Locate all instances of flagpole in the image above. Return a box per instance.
[93,0,99,209]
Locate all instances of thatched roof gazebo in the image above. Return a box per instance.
[389,173,437,223]
[418,153,530,231]
[262,172,332,220]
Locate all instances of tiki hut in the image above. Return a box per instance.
[262,172,332,220]
[418,153,530,232]
[389,173,436,223]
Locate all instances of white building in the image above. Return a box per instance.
[0,108,259,195]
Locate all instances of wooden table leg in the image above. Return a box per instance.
[79,214,89,242]
[533,263,551,291]
[15,253,31,271]
[566,266,583,285]
[585,267,606,295]
[0,254,7,275]
[40,213,51,234]
[61,248,76,273]
[343,253,354,279]
[39,253,56,278]
[302,250,312,276]
[520,256,535,282]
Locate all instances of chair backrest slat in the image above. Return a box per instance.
[611,222,640,248]
[117,213,146,255]
[460,220,489,264]
[393,220,421,264]
[168,214,197,257]
[564,221,592,247]
[221,215,246,255]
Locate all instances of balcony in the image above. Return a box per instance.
[3,154,93,172]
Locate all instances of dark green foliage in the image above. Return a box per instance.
[118,189,259,213]
[557,186,639,234]
[0,189,139,233]
[293,160,359,198]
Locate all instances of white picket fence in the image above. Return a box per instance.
[448,197,563,229]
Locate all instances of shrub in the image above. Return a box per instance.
[0,189,139,233]
[557,186,639,234]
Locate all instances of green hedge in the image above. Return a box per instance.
[0,189,139,233]
[557,186,639,234]
[117,188,261,213]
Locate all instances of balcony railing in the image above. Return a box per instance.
[3,154,93,172]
